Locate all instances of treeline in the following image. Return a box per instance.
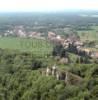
[52,44,92,64]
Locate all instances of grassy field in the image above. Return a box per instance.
[0,37,53,56]
[77,26,98,41]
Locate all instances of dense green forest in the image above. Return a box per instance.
[0,49,97,100]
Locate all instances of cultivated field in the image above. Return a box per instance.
[0,37,53,56]
[77,25,98,41]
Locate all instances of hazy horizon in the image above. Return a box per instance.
[0,0,98,12]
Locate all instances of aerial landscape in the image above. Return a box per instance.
[0,0,98,100]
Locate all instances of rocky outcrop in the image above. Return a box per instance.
[40,65,83,86]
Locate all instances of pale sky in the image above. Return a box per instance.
[0,0,98,12]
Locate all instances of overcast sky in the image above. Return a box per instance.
[0,0,98,12]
